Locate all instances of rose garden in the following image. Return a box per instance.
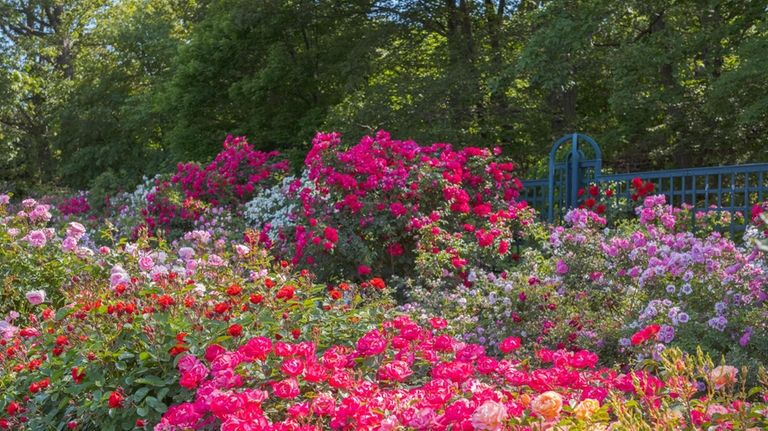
[0,131,766,430]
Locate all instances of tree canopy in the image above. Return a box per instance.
[1,0,767,194]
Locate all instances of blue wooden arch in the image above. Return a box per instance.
[546,133,602,221]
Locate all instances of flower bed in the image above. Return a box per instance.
[1,131,768,430]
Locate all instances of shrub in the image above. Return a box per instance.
[0,223,391,429]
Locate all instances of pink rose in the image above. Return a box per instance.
[499,336,521,353]
[25,290,46,305]
[311,393,335,416]
[272,378,300,399]
[61,237,78,252]
[377,360,413,382]
[66,222,86,240]
[234,244,250,257]
[24,230,47,248]
[138,255,154,272]
[471,400,507,431]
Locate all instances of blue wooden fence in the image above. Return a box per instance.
[521,133,768,235]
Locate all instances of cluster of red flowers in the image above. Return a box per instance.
[630,324,661,346]
[576,177,654,216]
[56,194,90,216]
[631,177,655,202]
[578,184,612,214]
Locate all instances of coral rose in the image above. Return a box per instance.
[708,365,738,389]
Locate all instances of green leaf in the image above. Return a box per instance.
[134,375,166,387]
[145,396,167,413]
[133,387,151,402]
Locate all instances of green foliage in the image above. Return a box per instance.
[1,0,767,194]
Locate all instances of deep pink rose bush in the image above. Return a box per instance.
[257,130,534,282]
[157,317,768,431]
[106,136,290,239]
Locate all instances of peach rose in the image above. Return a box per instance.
[531,391,563,420]
[573,398,600,420]
[471,400,508,431]
[708,365,738,389]
[706,404,729,416]
[519,393,532,408]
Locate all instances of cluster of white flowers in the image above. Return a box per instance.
[244,175,313,242]
[111,175,162,211]
[743,224,766,248]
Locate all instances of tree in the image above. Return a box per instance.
[160,0,389,166]
[0,0,102,190]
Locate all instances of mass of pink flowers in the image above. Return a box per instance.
[141,135,289,236]
[156,316,634,431]
[270,130,530,279]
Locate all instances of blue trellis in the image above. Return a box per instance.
[521,133,768,235]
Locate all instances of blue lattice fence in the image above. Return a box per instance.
[521,133,768,235]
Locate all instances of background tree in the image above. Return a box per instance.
[0,0,766,194]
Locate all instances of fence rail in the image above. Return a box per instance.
[521,134,768,236]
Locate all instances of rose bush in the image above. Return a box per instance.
[154,316,768,431]
[405,194,768,371]
[252,130,533,285]
[0,208,392,429]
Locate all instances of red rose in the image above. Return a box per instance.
[323,226,338,243]
[500,336,522,353]
[108,391,123,408]
[157,295,174,308]
[213,302,230,314]
[227,324,243,337]
[276,285,295,301]
[71,367,85,384]
[630,324,661,345]
[370,277,386,289]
